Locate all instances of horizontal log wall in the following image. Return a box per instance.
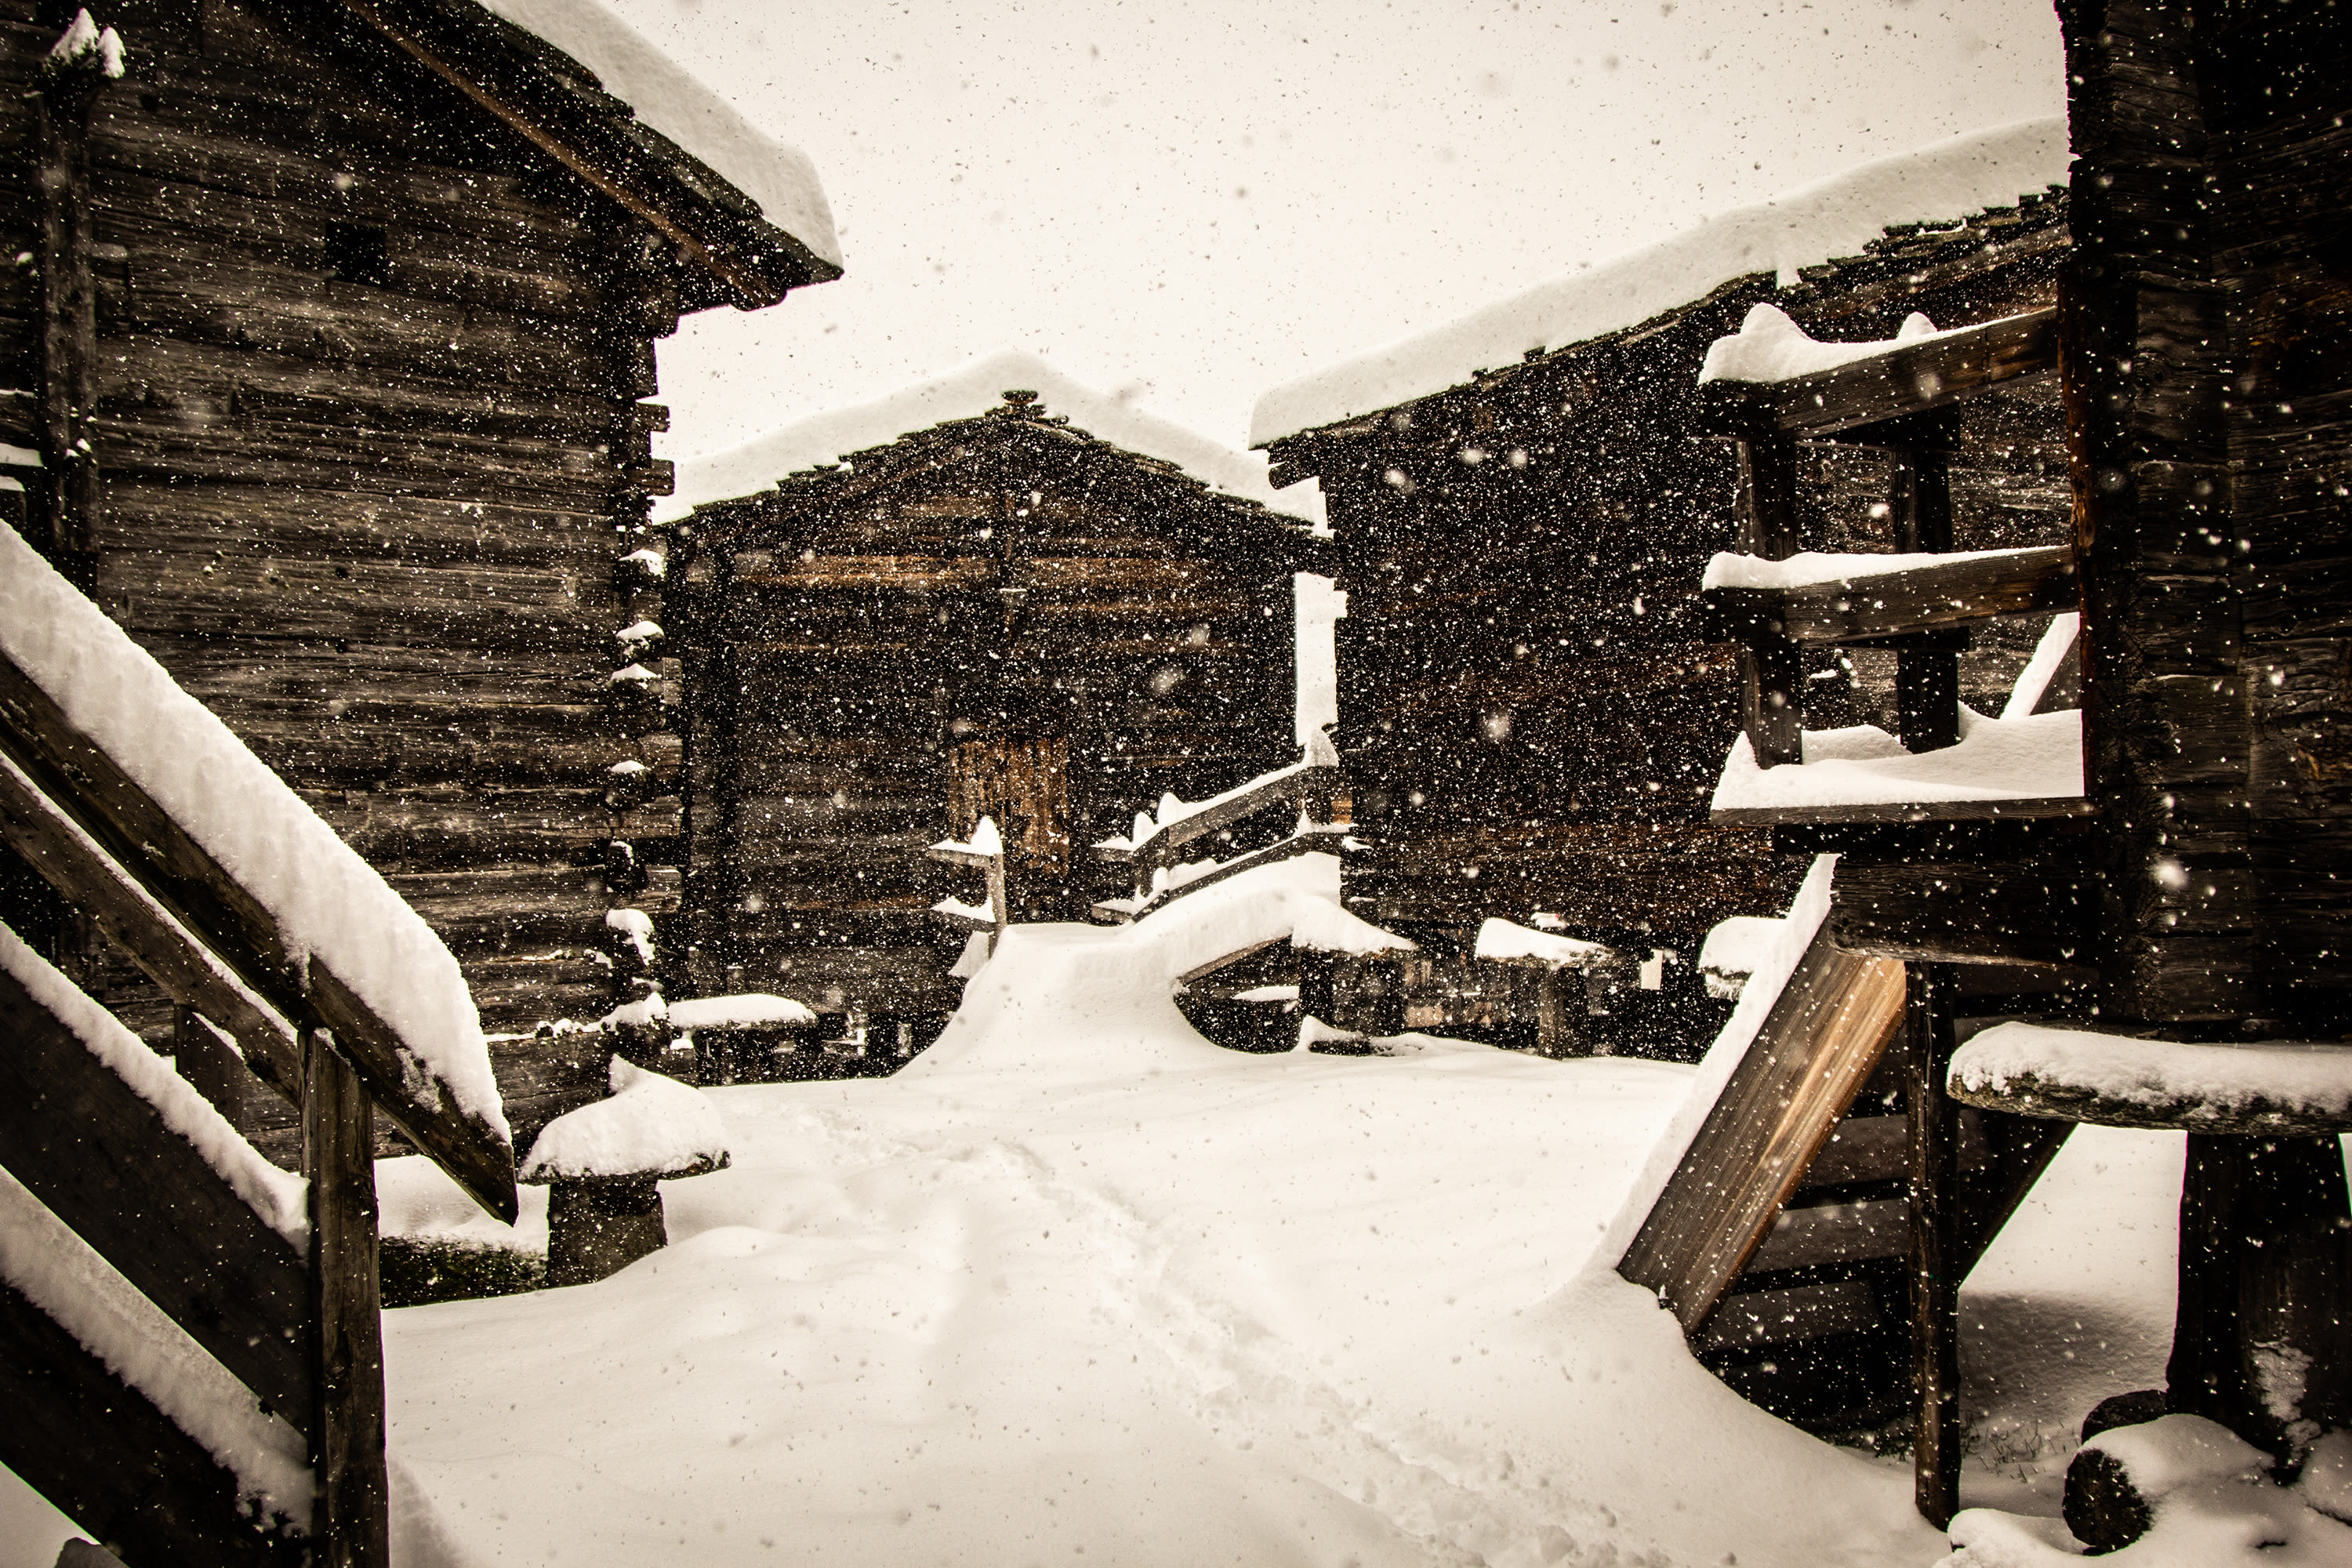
[2,0,681,1152]
[674,416,1299,1023]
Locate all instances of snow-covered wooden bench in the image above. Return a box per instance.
[518,1058,730,1286]
[0,524,514,1565]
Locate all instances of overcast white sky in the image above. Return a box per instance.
[606,0,2067,463]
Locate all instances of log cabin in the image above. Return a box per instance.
[1250,120,2078,1058]
[658,350,1327,1055]
[0,0,840,1154]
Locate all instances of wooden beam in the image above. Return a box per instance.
[1828,856,2095,968]
[0,652,517,1222]
[1699,308,2058,440]
[1704,545,2078,648]
[306,1037,390,1568]
[1177,934,1289,988]
[1733,433,1803,768]
[33,58,105,578]
[1097,764,1339,871]
[0,1276,305,1568]
[0,960,313,1434]
[1712,796,2098,829]
[1618,927,1908,1330]
[0,749,303,1094]
[1907,964,1963,1529]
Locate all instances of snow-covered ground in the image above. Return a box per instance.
[0,861,2263,1566]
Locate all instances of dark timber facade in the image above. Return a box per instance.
[669,393,1317,1044]
[2,0,837,1154]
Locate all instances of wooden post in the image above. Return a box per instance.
[33,53,106,587]
[1891,446,1961,753]
[1735,434,1804,767]
[985,849,1009,941]
[305,1033,390,1568]
[1533,966,1589,1058]
[1905,963,1962,1526]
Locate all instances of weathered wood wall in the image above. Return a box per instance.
[1,0,692,1153]
[1265,193,2075,1052]
[670,401,1306,1034]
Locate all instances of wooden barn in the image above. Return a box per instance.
[1249,120,2078,1057]
[659,350,1327,1051]
[0,0,839,1150]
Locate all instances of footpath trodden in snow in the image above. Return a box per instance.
[367,855,2216,1568]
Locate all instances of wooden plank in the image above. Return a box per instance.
[1907,964,1963,1529]
[1704,545,2078,648]
[1618,927,1909,1329]
[1711,796,2097,829]
[1828,856,2095,968]
[1694,1279,1884,1355]
[305,1036,390,1568]
[0,649,517,1222]
[34,62,104,567]
[1798,1109,1995,1192]
[0,957,313,1434]
[0,1275,305,1567]
[1745,1197,1911,1273]
[1700,309,2059,439]
[1733,434,1802,768]
[0,748,303,1093]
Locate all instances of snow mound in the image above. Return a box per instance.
[379,1156,549,1257]
[519,1058,729,1181]
[1472,918,1612,970]
[1700,302,1951,383]
[0,524,506,1142]
[666,993,817,1032]
[1697,915,1783,999]
[1712,707,2085,815]
[475,0,838,267]
[1252,116,2068,445]
[659,348,1323,524]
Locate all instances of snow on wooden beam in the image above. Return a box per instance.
[1695,307,2057,439]
[1948,1023,2352,1135]
[1701,544,2078,647]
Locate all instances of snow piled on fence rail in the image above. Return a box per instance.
[0,524,506,1141]
[658,347,1325,525]
[1250,115,2068,445]
[1952,1023,2352,1123]
[0,1167,311,1530]
[475,0,840,268]
[0,922,307,1247]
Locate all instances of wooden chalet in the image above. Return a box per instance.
[0,0,840,1152]
[662,354,1326,1051]
[1614,0,2352,1542]
[1251,122,2075,1057]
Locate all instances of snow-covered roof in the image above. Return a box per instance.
[477,0,839,270]
[1250,116,2070,447]
[0,523,508,1144]
[659,349,1325,527]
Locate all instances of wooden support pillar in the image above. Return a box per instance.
[1890,445,1961,753]
[1533,965,1589,1058]
[32,54,106,589]
[1734,433,1805,768]
[1905,962,1962,1526]
[2169,1134,2352,1467]
[304,1033,389,1568]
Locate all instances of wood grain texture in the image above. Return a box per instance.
[1618,927,1908,1330]
[0,953,312,1432]
[305,1037,389,1568]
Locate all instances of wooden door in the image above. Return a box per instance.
[949,736,1073,918]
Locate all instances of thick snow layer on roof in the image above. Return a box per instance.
[520,1057,729,1181]
[1711,706,2084,814]
[1601,855,1837,1265]
[1251,116,2068,445]
[0,524,506,1142]
[0,1165,311,1526]
[1698,303,1951,384]
[0,921,307,1247]
[1473,919,1613,971]
[659,348,1325,525]
[476,0,838,268]
[1953,1024,2352,1123]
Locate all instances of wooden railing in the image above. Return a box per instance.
[927,817,1011,952]
[0,581,513,1565]
[1089,746,1343,924]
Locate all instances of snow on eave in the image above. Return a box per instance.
[474,0,840,271]
[1250,115,2070,448]
[657,349,1326,528]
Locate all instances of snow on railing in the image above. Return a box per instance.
[927,815,1010,954]
[1090,740,1344,925]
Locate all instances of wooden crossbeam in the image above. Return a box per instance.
[1697,308,2058,440]
[0,653,517,1223]
[1619,928,1909,1330]
[0,958,313,1433]
[1828,856,2096,969]
[1704,545,2078,648]
[0,1274,304,1566]
[0,750,303,1094]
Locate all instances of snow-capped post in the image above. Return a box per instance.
[34,9,125,586]
[519,1058,729,1287]
[928,815,1009,957]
